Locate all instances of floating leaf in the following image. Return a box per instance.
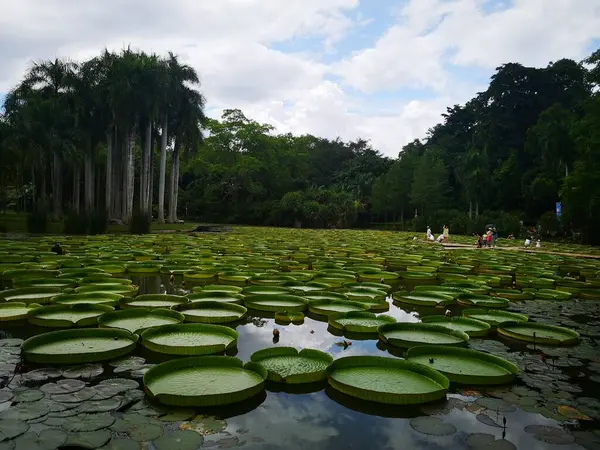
[64,430,112,449]
[13,389,44,403]
[40,379,85,395]
[99,439,141,450]
[77,397,123,413]
[62,364,104,379]
[475,397,516,413]
[0,403,49,421]
[97,378,139,393]
[409,416,457,436]
[52,386,96,403]
[524,425,576,445]
[153,430,204,450]
[476,412,503,428]
[557,405,592,421]
[0,420,29,441]
[21,368,62,382]
[63,413,116,432]
[13,429,67,450]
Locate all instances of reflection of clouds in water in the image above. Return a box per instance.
[381,299,421,323]
[226,392,340,448]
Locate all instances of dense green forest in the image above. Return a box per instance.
[1,48,599,243]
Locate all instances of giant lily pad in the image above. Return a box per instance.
[143,356,267,406]
[379,322,469,348]
[185,291,244,305]
[98,308,184,333]
[462,309,528,327]
[326,355,449,405]
[120,294,188,309]
[407,346,519,385]
[27,304,114,328]
[75,284,138,297]
[51,292,123,307]
[22,328,138,364]
[307,299,369,317]
[13,277,78,289]
[140,323,238,355]
[0,302,40,322]
[243,294,307,312]
[0,287,61,304]
[457,294,510,309]
[420,316,491,337]
[250,347,333,384]
[176,301,247,324]
[328,311,396,334]
[392,291,455,307]
[498,322,580,346]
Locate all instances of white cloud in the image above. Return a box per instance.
[0,0,599,157]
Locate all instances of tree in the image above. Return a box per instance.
[410,151,450,216]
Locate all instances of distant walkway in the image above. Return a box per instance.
[441,242,600,260]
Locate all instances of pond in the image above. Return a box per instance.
[0,229,599,449]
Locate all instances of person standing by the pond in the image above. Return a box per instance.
[443,225,449,243]
[426,226,434,242]
[492,227,498,246]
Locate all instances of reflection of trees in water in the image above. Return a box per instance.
[239,316,268,328]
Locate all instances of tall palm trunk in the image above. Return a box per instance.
[167,139,180,223]
[105,128,113,215]
[157,114,168,223]
[122,126,135,222]
[148,129,155,215]
[140,121,152,215]
[112,129,122,220]
[84,141,95,212]
[72,166,80,213]
[52,151,63,218]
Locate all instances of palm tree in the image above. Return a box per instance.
[167,85,206,223]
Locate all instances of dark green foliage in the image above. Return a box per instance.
[27,210,48,234]
[130,211,151,234]
[63,212,89,235]
[88,210,108,235]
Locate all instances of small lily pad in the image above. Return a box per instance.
[409,416,457,436]
[21,368,63,382]
[0,390,14,403]
[466,433,516,450]
[13,429,67,450]
[77,397,123,413]
[97,378,139,393]
[91,385,122,400]
[63,413,116,432]
[0,403,49,421]
[476,412,503,428]
[524,425,576,445]
[14,389,44,403]
[100,439,141,450]
[64,430,112,449]
[0,420,29,440]
[112,414,164,441]
[475,397,516,412]
[153,430,204,450]
[52,387,96,403]
[109,356,146,368]
[62,364,104,379]
[0,339,23,347]
[41,379,85,395]
[157,407,196,422]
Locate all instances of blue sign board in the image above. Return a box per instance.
[556,202,562,218]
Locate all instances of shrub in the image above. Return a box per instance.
[130,211,151,234]
[63,212,89,235]
[27,210,48,234]
[89,210,109,235]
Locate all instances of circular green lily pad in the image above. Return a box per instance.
[152,430,204,450]
[22,328,138,364]
[120,294,188,309]
[242,286,292,296]
[328,311,396,334]
[12,429,67,449]
[379,322,470,348]
[143,356,267,406]
[420,316,491,337]
[0,420,29,441]
[0,287,61,305]
[51,292,123,307]
[0,302,41,322]
[28,304,114,328]
[62,364,104,379]
[194,284,243,294]
[462,309,528,327]
[76,284,138,297]
[457,294,510,309]
[535,289,572,301]
[407,346,519,385]
[307,299,369,317]
[498,322,580,346]
[185,291,244,305]
[40,379,85,394]
[63,412,116,432]
[392,291,455,307]
[274,311,305,324]
[524,425,575,445]
[250,347,333,384]
[176,301,247,324]
[409,416,457,436]
[98,308,184,333]
[243,294,307,312]
[326,355,449,405]
[13,277,77,289]
[140,323,238,355]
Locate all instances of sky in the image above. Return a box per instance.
[1,0,599,157]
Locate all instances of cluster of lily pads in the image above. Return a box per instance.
[1,229,600,449]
